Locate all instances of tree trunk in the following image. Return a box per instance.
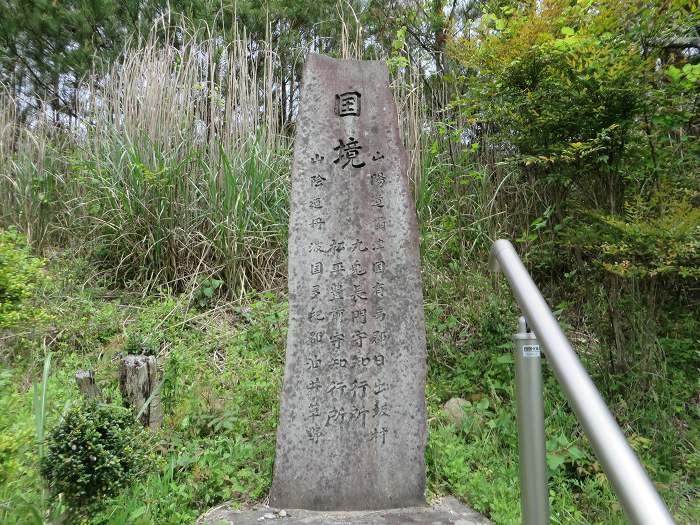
[119,354,163,430]
[75,370,101,400]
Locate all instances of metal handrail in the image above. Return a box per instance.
[489,239,675,525]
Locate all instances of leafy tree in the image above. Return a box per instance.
[0,0,184,119]
[449,0,700,369]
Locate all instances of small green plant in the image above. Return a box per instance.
[0,228,46,330]
[40,401,155,514]
[124,332,158,356]
[193,277,224,308]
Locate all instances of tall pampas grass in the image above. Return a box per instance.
[71,25,288,295]
[0,13,429,297]
[0,90,68,249]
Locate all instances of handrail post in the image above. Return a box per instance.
[490,239,675,525]
[513,316,549,525]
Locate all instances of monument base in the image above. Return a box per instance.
[197,496,490,525]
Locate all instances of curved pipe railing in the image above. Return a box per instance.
[489,239,675,525]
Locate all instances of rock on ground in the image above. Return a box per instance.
[443,397,470,428]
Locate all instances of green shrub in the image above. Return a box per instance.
[0,228,46,329]
[40,402,155,512]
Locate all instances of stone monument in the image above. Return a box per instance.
[270,54,428,511]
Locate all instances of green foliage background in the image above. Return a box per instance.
[0,0,698,524]
[0,229,46,329]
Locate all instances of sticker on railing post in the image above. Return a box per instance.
[522,344,540,357]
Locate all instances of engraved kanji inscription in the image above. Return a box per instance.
[335,91,361,117]
[318,404,370,429]
[369,427,388,445]
[349,354,385,368]
[307,402,321,421]
[351,260,366,276]
[371,194,385,208]
[308,306,325,322]
[348,379,370,399]
[349,405,369,427]
[329,282,344,301]
[307,378,322,391]
[333,137,366,169]
[328,239,346,254]
[311,173,327,187]
[330,332,345,349]
[272,55,427,511]
[373,400,390,417]
[374,381,388,396]
[374,307,386,321]
[372,238,385,251]
[370,172,386,187]
[330,357,347,368]
[351,239,368,252]
[305,356,321,370]
[370,330,388,345]
[352,308,367,324]
[331,262,346,277]
[324,353,387,368]
[307,331,324,344]
[351,283,368,303]
[326,381,347,395]
[328,307,344,321]
[325,406,346,426]
[307,425,324,444]
[373,282,385,298]
[352,330,368,348]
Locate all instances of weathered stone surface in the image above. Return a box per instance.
[270,54,428,511]
[443,398,470,427]
[198,497,491,525]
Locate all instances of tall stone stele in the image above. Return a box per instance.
[270,54,428,511]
